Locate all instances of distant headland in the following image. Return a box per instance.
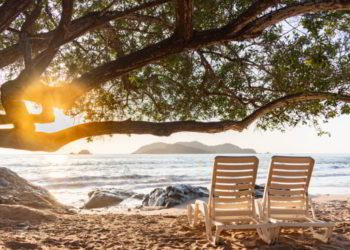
[70,150,92,155]
[132,141,256,154]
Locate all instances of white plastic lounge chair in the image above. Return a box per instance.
[187,156,272,245]
[257,156,335,243]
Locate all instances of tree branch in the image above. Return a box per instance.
[174,0,193,40]
[223,0,281,36]
[0,0,170,69]
[0,0,33,33]
[0,91,349,151]
[238,0,350,39]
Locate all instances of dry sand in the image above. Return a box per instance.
[0,195,349,249]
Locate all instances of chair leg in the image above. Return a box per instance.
[212,227,222,246]
[270,227,280,244]
[193,203,199,226]
[187,204,200,227]
[311,226,334,243]
[256,226,272,244]
[187,205,193,226]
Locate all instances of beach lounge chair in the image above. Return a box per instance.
[257,156,335,243]
[187,156,271,245]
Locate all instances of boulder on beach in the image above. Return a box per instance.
[0,167,67,213]
[142,184,209,208]
[83,189,135,209]
[142,184,266,208]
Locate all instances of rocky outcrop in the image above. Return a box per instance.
[142,184,209,208]
[83,189,135,209]
[0,167,67,213]
[142,184,266,208]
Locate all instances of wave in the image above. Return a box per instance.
[41,174,152,183]
[329,165,348,169]
[43,175,211,189]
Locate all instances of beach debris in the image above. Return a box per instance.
[83,189,135,209]
[142,184,209,208]
[0,167,67,212]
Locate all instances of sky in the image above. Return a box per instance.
[2,108,346,155]
[59,115,349,155]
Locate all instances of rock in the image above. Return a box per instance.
[0,167,67,213]
[83,189,135,209]
[142,184,209,208]
[142,184,266,208]
[131,193,144,200]
[255,184,265,198]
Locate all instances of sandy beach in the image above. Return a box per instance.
[0,195,349,250]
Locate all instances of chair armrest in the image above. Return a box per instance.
[255,199,267,220]
[194,199,209,216]
[195,199,208,206]
[308,196,317,219]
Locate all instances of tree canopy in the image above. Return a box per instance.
[0,0,350,151]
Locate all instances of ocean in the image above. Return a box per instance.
[2,154,350,208]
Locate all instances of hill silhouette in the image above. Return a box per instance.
[133,141,256,154]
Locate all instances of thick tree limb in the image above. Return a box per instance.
[0,92,349,151]
[174,0,193,40]
[20,0,43,70]
[1,0,73,131]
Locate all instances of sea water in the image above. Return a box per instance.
[2,154,350,207]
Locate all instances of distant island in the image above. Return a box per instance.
[70,150,92,155]
[133,141,256,154]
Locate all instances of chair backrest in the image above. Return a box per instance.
[209,156,258,223]
[262,156,315,219]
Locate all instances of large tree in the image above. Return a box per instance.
[0,0,350,151]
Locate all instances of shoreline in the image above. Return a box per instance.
[78,194,350,216]
[0,194,349,249]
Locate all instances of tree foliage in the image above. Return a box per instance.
[0,0,350,151]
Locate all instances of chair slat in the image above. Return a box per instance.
[214,184,252,190]
[215,177,254,184]
[214,197,251,203]
[215,156,258,163]
[215,171,255,177]
[214,203,251,209]
[272,164,311,170]
[270,201,305,208]
[214,210,252,217]
[269,189,305,195]
[269,183,306,189]
[271,177,307,183]
[272,170,308,177]
[215,164,257,170]
[214,190,252,197]
[269,209,306,215]
[272,156,314,164]
[269,196,305,202]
